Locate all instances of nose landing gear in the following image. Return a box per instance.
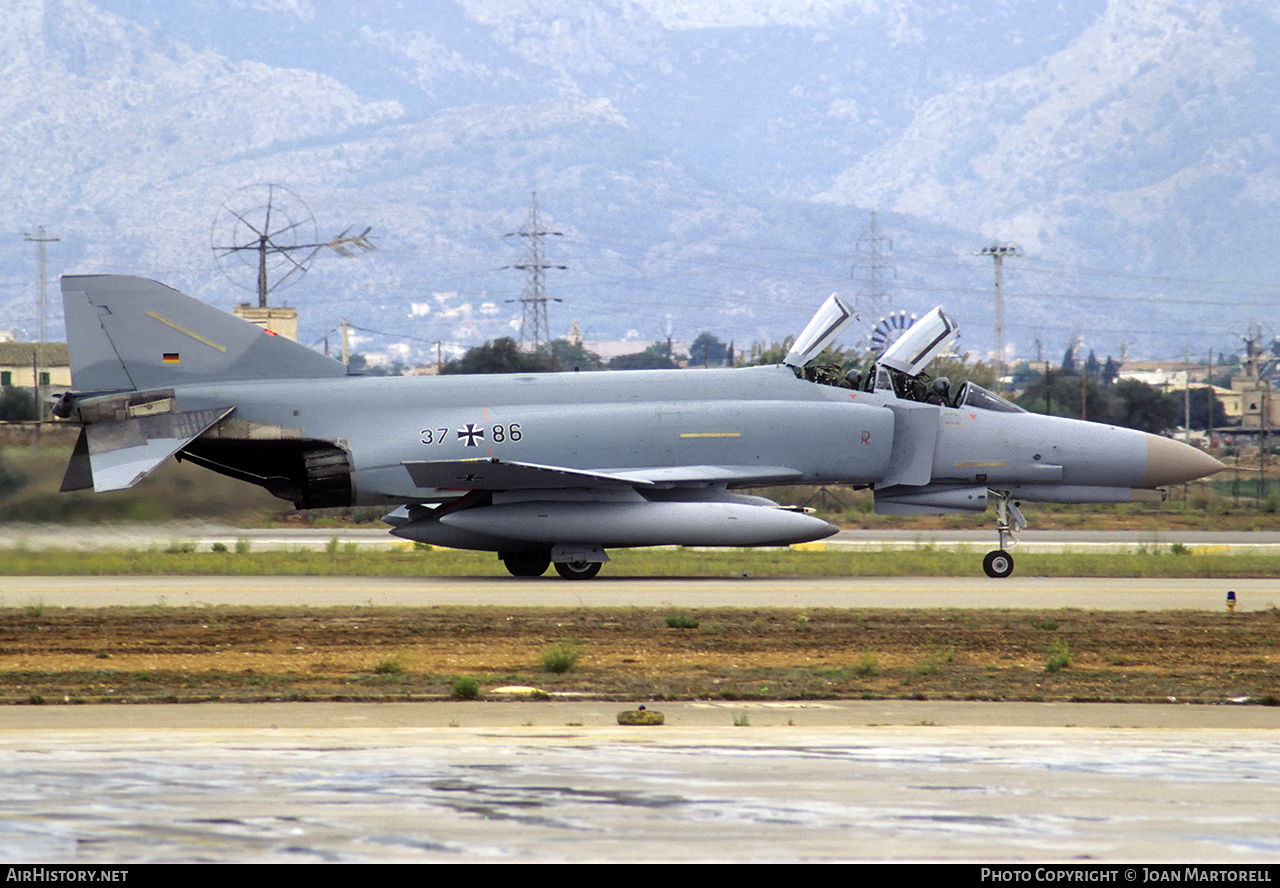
[982,549,1014,579]
[983,491,1025,578]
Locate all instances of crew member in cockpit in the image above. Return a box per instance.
[926,376,951,407]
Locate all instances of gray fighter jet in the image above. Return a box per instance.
[56,275,1223,579]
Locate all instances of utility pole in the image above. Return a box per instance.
[504,192,565,354]
[1263,380,1271,503]
[976,244,1021,397]
[23,226,60,425]
[1045,361,1052,416]
[1183,349,1192,444]
[1207,349,1215,452]
[1079,338,1087,421]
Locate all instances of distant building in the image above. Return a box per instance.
[1207,385,1245,422]
[0,342,70,422]
[1117,361,1209,389]
[1232,376,1276,430]
[0,341,70,391]
[233,305,298,340]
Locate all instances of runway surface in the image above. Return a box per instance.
[3,702,1280,863]
[2,574,1276,611]
[2,528,1278,863]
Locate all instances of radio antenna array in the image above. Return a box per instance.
[212,183,374,307]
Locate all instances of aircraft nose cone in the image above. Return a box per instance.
[1143,434,1225,487]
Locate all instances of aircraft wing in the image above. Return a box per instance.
[402,458,806,491]
[402,458,656,490]
[609,465,805,485]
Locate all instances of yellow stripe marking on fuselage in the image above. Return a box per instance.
[680,432,742,438]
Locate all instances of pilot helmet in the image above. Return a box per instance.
[932,377,950,394]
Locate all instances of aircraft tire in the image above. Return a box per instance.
[554,560,602,581]
[982,549,1014,578]
[501,551,551,577]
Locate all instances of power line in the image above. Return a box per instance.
[503,192,565,353]
[851,210,895,320]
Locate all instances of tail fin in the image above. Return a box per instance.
[62,274,346,393]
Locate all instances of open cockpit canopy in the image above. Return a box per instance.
[875,306,957,376]
[783,293,858,369]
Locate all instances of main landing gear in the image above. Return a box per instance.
[500,551,551,577]
[499,550,604,580]
[983,491,1025,579]
[554,560,602,580]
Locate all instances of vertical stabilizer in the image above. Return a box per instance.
[61,274,346,393]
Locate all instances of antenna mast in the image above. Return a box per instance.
[212,184,374,308]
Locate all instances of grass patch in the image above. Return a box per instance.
[909,646,956,677]
[1045,637,1072,673]
[854,651,880,677]
[665,612,699,629]
[540,641,583,674]
[451,676,480,699]
[8,545,1280,578]
[372,655,407,675]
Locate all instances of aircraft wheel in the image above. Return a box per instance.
[982,549,1014,579]
[554,560,602,581]
[501,551,551,577]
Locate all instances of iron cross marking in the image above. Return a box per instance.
[457,423,485,447]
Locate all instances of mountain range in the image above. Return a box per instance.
[1,0,1275,367]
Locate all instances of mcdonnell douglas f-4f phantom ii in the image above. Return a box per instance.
[56,275,1223,579]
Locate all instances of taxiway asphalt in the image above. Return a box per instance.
[1,573,1275,611]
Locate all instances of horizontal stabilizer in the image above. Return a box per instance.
[74,407,233,492]
[59,430,94,492]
